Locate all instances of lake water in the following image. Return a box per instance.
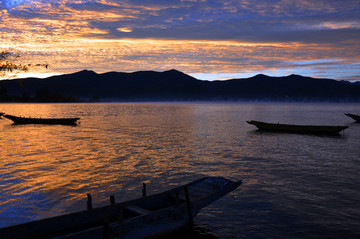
[0,102,360,238]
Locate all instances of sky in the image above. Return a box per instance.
[1,0,360,81]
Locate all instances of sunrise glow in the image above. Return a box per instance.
[1,0,359,81]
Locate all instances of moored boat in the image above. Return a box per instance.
[247,120,348,135]
[0,176,241,239]
[3,114,80,125]
[345,113,360,122]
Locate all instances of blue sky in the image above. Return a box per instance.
[1,0,359,81]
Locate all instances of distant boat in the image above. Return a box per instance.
[0,112,4,117]
[0,177,241,239]
[3,114,80,125]
[345,113,360,122]
[247,120,348,135]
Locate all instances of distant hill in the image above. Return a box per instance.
[1,69,360,102]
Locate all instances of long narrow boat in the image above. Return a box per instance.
[345,113,360,122]
[247,120,348,135]
[0,112,4,117]
[0,176,241,239]
[3,114,80,125]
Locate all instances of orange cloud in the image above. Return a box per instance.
[2,38,358,80]
[1,0,359,80]
[117,28,132,33]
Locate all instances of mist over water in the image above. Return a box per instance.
[0,103,359,238]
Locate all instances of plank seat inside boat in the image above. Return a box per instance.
[124,205,152,215]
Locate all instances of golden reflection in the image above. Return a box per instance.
[0,103,207,208]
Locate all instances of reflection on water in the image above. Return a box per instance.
[0,103,360,238]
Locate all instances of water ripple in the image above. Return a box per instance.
[0,103,360,238]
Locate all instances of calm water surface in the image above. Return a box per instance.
[0,103,360,238]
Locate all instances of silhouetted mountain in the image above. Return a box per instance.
[208,74,360,101]
[1,70,360,102]
[341,80,360,86]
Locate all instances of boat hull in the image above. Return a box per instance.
[0,177,241,239]
[345,113,360,122]
[3,114,80,125]
[247,120,348,135]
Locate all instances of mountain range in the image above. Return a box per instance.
[1,69,360,102]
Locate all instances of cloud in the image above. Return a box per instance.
[299,21,360,30]
[3,0,360,43]
[117,27,132,33]
[1,0,359,81]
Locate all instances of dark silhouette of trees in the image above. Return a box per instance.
[1,51,28,78]
[1,51,48,78]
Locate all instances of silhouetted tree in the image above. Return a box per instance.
[1,51,26,77]
[1,51,48,78]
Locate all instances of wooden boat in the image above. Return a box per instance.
[0,176,241,239]
[3,114,80,125]
[345,113,360,122]
[247,120,348,135]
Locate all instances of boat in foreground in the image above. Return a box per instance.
[0,176,241,239]
[247,120,348,135]
[345,113,360,122]
[3,114,80,125]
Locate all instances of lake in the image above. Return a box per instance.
[0,102,360,238]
